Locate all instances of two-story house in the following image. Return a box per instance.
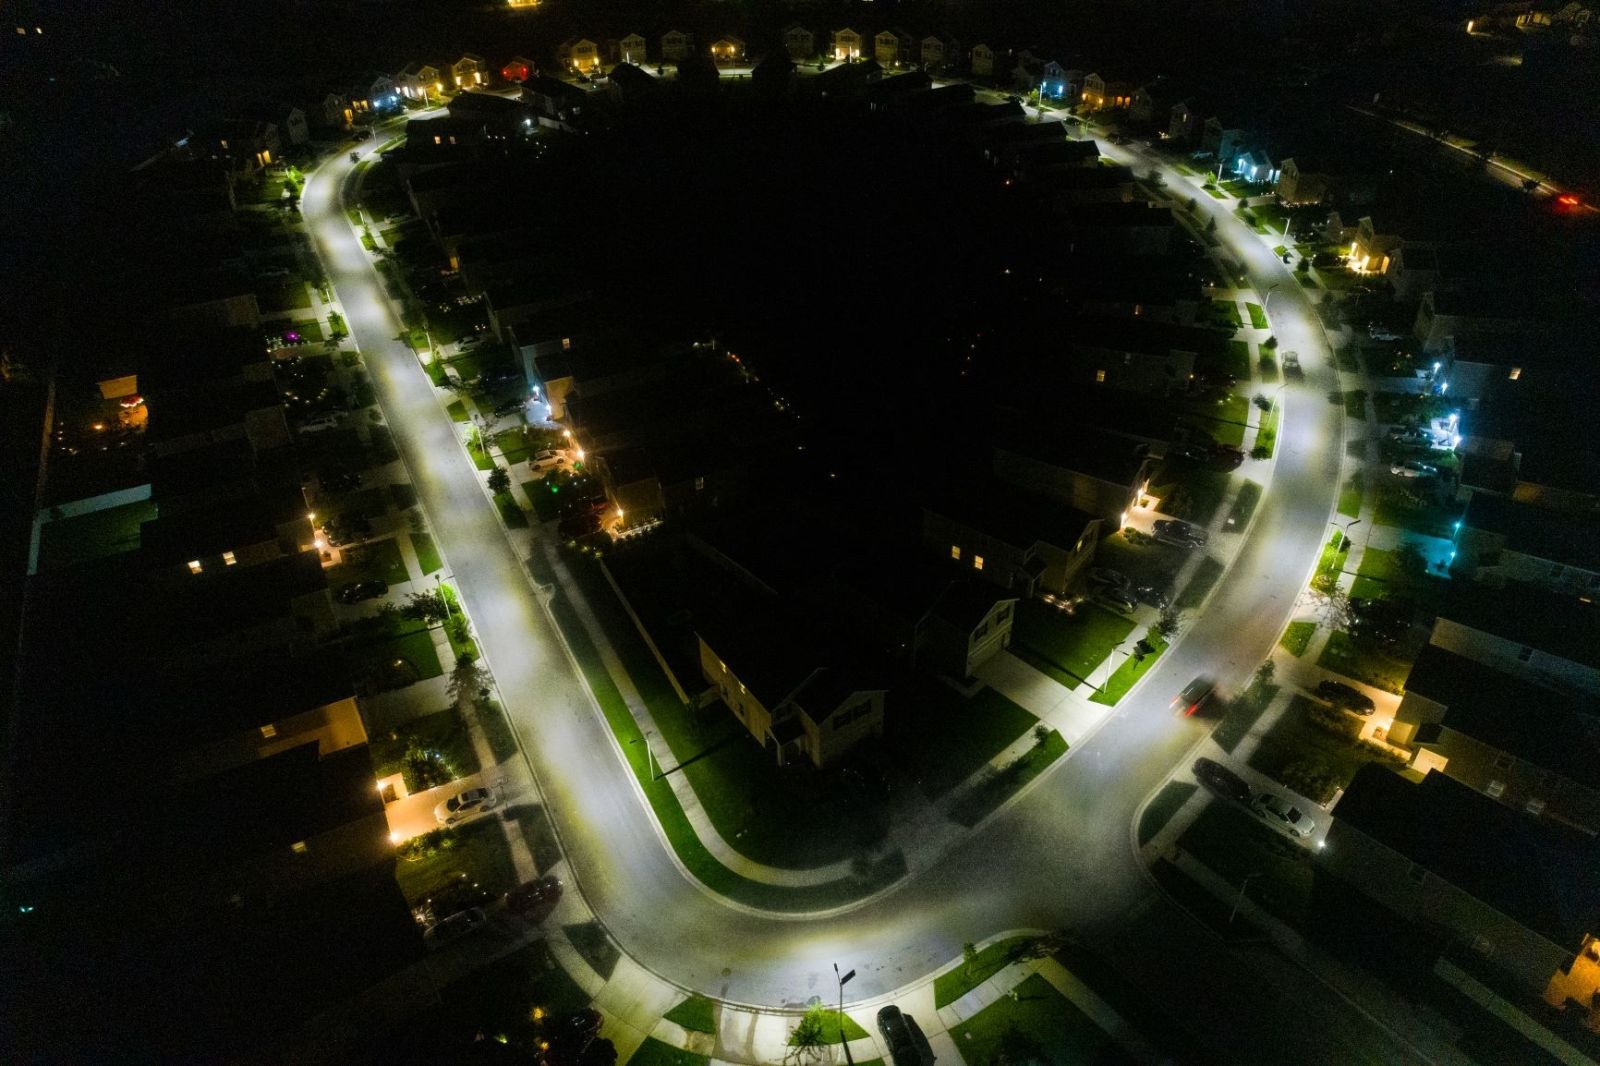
[613,33,648,65]
[396,62,443,102]
[451,53,488,90]
[829,561,1019,681]
[661,30,694,62]
[1080,73,1132,110]
[1276,156,1333,205]
[709,36,745,64]
[1390,644,1600,832]
[923,478,1101,597]
[991,421,1156,528]
[1451,493,1600,593]
[1168,98,1210,145]
[1429,580,1600,696]
[921,34,959,73]
[832,27,865,62]
[970,43,999,78]
[874,28,915,68]
[783,24,815,61]
[557,38,601,74]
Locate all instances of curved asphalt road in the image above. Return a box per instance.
[306,135,1418,1064]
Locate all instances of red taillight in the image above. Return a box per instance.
[1559,194,1580,206]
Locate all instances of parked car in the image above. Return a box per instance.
[557,510,603,540]
[478,366,521,387]
[1172,677,1215,717]
[1134,583,1170,609]
[1096,585,1139,613]
[1252,793,1316,837]
[1282,350,1301,374]
[877,1006,930,1066]
[1390,458,1437,478]
[1171,444,1211,464]
[297,413,344,434]
[529,448,571,474]
[492,397,526,418]
[337,580,388,604]
[434,786,497,826]
[1368,324,1402,341]
[1316,679,1376,715]
[1194,757,1252,804]
[1153,519,1208,547]
[1213,445,1245,469]
[324,512,373,546]
[505,876,563,922]
[423,907,486,948]
[1086,567,1132,591]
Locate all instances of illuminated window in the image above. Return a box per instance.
[1095,369,1106,383]
[290,840,308,854]
[694,476,705,492]
[259,723,278,739]
[1508,367,1522,380]
[950,545,961,560]
[187,559,203,575]
[973,555,985,571]
[222,551,237,567]
[561,337,572,350]
[434,135,442,145]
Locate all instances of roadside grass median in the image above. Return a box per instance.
[1246,302,1269,329]
[934,935,1036,1007]
[663,995,718,1035]
[445,399,470,422]
[1175,556,1224,611]
[949,730,1068,827]
[627,1039,709,1066]
[1338,473,1364,519]
[1253,403,1280,458]
[1138,779,1197,846]
[951,973,1121,1066]
[891,678,1038,799]
[409,530,443,575]
[1226,480,1262,530]
[1013,600,1135,687]
[495,491,529,529]
[1343,389,1368,420]
[1211,679,1280,754]
[1090,629,1167,706]
[1279,621,1316,657]
[1311,534,1347,593]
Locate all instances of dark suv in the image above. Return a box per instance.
[877,1006,930,1066]
[1316,679,1375,715]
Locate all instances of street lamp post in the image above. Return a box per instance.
[1337,517,1363,554]
[834,964,857,1066]
[1230,872,1262,924]
[629,734,659,781]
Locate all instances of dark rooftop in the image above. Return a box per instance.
[1462,492,1600,571]
[993,419,1152,486]
[926,477,1100,552]
[1437,579,1600,670]
[1335,764,1600,948]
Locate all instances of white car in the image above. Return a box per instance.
[529,448,572,473]
[1390,459,1437,478]
[434,786,497,826]
[1252,793,1316,837]
[296,413,345,434]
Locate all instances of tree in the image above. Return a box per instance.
[446,652,489,714]
[787,1006,830,1063]
[1157,604,1185,639]
[1205,216,1218,234]
[487,465,511,495]
[1255,658,1276,689]
[992,1024,1045,1066]
[963,941,979,976]
[400,589,449,624]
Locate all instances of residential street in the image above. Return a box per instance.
[303,125,1431,1063]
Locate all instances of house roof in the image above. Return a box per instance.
[1334,764,1600,948]
[1437,579,1600,669]
[926,477,1100,553]
[1457,436,1520,494]
[994,419,1152,487]
[609,63,658,91]
[139,490,303,566]
[1062,312,1228,360]
[1404,644,1600,788]
[929,579,1018,630]
[1463,492,1600,571]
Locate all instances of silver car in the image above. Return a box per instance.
[1252,793,1316,837]
[434,786,497,826]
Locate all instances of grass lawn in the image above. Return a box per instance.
[1254,402,1279,458]
[1205,186,1227,199]
[1175,555,1224,611]
[369,707,480,791]
[494,428,533,465]
[1178,800,1315,926]
[1311,534,1348,593]
[950,974,1122,1066]
[949,730,1067,827]
[1317,630,1412,694]
[522,477,559,522]
[563,920,620,980]
[351,627,445,686]
[394,816,519,906]
[257,280,312,313]
[289,319,324,343]
[36,499,156,570]
[445,399,470,422]
[495,491,529,529]
[1184,392,1249,449]
[627,1039,708,1066]
[1279,621,1316,657]
[1246,694,1399,803]
[810,1011,870,1044]
[1211,300,1243,329]
[891,678,1038,799]
[1149,464,1231,526]
[329,536,411,589]
[1297,272,1319,289]
[1013,600,1136,687]
[1224,340,1250,380]
[351,486,390,519]
[1372,482,1462,539]
[1091,629,1167,706]
[1211,682,1279,754]
[1338,473,1364,519]
[1226,480,1262,530]
[1371,390,1418,425]
[409,531,443,575]
[467,437,495,471]
[1349,547,1396,600]
[934,935,1036,1007]
[1343,389,1367,420]
[434,941,589,1048]
[663,996,718,1035]
[1246,302,1269,329]
[1138,780,1197,846]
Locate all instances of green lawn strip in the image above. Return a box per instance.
[1137,780,1197,846]
[1014,600,1135,687]
[387,483,418,513]
[1279,621,1316,657]
[1254,403,1279,458]
[1175,555,1224,611]
[35,499,156,570]
[495,491,529,528]
[508,801,561,871]
[1335,348,1360,373]
[1209,298,1242,329]
[1205,187,1227,199]
[1226,480,1262,530]
[369,707,480,791]
[394,817,519,906]
[1177,801,1315,926]
[1372,482,1462,538]
[663,995,718,1035]
[1337,473,1364,519]
[1211,682,1279,754]
[892,679,1038,799]
[438,585,479,662]
[627,1038,709,1066]
[934,935,1036,1008]
[1224,339,1250,379]
[1150,858,1262,938]
[563,920,620,980]
[522,477,560,522]
[409,531,443,575]
[467,438,495,471]
[478,698,520,765]
[1317,630,1411,694]
[495,428,534,465]
[950,973,1121,1065]
[1343,389,1368,420]
[1311,534,1348,593]
[1246,694,1404,804]
[434,941,588,1047]
[813,1012,869,1043]
[1258,354,1279,383]
[1090,629,1167,706]
[445,399,469,422]
[257,281,312,313]
[1149,465,1231,526]
[328,536,410,589]
[1246,302,1268,329]
[1349,547,1395,600]
[545,581,905,907]
[1297,272,1319,289]
[424,356,448,386]
[349,627,445,684]
[949,731,1068,827]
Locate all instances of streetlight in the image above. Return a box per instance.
[1336,517,1362,553]
[834,964,857,1066]
[629,733,659,780]
[1230,872,1262,924]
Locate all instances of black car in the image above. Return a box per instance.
[1153,519,1208,547]
[557,511,603,540]
[1134,584,1170,609]
[1316,679,1376,715]
[337,580,388,603]
[324,512,373,546]
[1194,757,1252,804]
[877,1006,929,1066]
